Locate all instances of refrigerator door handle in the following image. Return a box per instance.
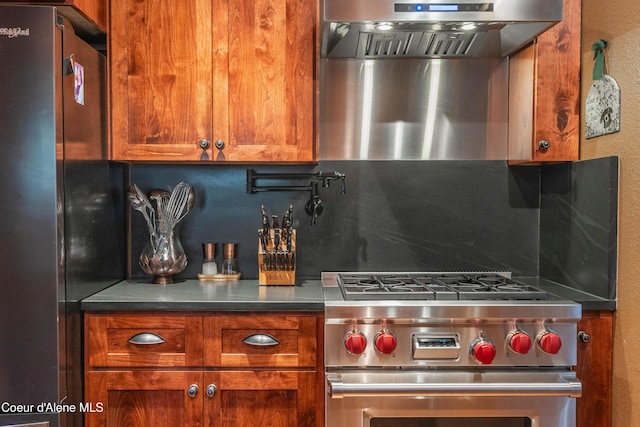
[63,53,75,76]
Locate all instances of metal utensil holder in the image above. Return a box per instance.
[258,228,296,285]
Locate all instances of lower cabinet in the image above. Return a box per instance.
[84,312,323,427]
[85,371,203,425]
[204,371,317,426]
[575,310,614,427]
[85,308,612,426]
[85,370,317,426]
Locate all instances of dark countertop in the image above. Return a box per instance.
[516,277,616,311]
[80,278,324,312]
[80,276,615,313]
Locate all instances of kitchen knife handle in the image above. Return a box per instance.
[258,229,267,251]
[260,205,270,242]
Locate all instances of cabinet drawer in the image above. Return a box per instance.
[205,314,317,368]
[86,313,203,367]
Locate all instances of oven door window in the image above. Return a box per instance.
[371,417,531,427]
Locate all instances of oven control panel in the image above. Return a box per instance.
[326,320,577,368]
[413,334,461,360]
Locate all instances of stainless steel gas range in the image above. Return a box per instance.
[322,272,582,427]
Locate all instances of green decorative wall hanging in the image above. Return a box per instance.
[585,39,620,139]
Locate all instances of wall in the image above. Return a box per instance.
[581,0,640,425]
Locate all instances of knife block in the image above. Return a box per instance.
[258,228,296,285]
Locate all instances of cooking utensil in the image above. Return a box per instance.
[128,184,156,235]
[186,186,196,211]
[163,181,191,231]
[149,189,171,220]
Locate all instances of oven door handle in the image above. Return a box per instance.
[326,377,582,399]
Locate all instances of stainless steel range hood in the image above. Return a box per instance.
[321,0,562,58]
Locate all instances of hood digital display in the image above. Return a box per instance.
[394,3,494,13]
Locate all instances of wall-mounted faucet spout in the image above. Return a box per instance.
[246,169,346,225]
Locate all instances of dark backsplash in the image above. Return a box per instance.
[540,157,618,300]
[127,157,618,300]
[65,160,127,302]
[298,161,541,275]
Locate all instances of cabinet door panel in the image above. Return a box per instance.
[531,0,580,162]
[205,371,316,427]
[230,0,287,146]
[110,0,214,160]
[212,0,316,162]
[507,0,580,164]
[85,371,203,427]
[575,310,613,427]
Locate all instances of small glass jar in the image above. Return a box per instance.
[201,242,218,275]
[221,242,239,275]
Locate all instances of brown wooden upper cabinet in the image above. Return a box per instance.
[508,0,581,164]
[109,0,317,162]
[0,0,107,33]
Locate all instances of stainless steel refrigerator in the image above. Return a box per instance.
[0,6,125,427]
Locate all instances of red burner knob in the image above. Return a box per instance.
[374,332,397,354]
[509,332,532,354]
[538,332,562,354]
[471,339,496,364]
[344,332,367,355]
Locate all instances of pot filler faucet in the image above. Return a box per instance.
[246,169,346,225]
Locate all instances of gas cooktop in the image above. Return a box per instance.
[335,272,550,301]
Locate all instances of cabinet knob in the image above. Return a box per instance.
[199,139,210,149]
[578,331,592,343]
[215,139,225,150]
[206,384,217,398]
[187,384,199,398]
[538,139,551,150]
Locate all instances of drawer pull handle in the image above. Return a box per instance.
[128,332,166,345]
[242,333,279,346]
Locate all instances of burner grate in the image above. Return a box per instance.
[337,273,549,301]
